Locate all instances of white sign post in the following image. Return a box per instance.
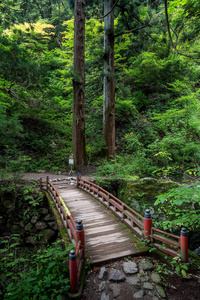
[69,153,74,175]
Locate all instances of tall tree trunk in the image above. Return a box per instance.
[103,0,115,160]
[72,0,87,166]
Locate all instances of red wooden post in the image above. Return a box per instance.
[75,220,85,257]
[46,175,49,184]
[69,250,78,293]
[144,209,152,241]
[181,227,188,262]
[46,176,49,192]
[77,174,81,188]
[107,193,110,209]
[122,202,125,222]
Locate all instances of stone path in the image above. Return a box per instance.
[83,257,166,300]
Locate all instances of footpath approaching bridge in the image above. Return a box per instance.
[40,176,188,293]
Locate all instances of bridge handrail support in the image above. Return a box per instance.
[43,176,85,293]
[143,209,152,241]
[77,178,188,262]
[78,178,144,233]
[69,220,85,293]
[69,250,78,293]
[180,227,188,263]
[40,177,43,191]
[144,210,188,262]
[77,174,81,188]
[75,220,85,257]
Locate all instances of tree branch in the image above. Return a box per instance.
[164,0,199,59]
[116,4,145,27]
[116,4,163,47]
[96,0,119,19]
[114,25,148,38]
[5,86,29,108]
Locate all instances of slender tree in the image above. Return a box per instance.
[72,0,87,166]
[103,0,115,160]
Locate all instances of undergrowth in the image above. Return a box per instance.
[0,239,73,300]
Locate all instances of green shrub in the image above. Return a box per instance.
[96,154,154,178]
[0,240,73,300]
[154,181,200,231]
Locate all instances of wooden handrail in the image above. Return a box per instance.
[152,228,180,240]
[77,177,186,261]
[40,177,85,293]
[78,178,144,237]
[151,227,181,257]
[40,175,188,288]
[78,178,144,219]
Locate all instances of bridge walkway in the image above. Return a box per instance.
[55,184,147,264]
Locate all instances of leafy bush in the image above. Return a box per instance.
[154,182,200,231]
[0,239,73,300]
[96,154,155,178]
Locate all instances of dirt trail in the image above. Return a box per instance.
[22,172,94,182]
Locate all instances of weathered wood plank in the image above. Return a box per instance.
[57,186,148,264]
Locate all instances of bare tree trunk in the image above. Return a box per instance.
[72,0,87,166]
[103,0,115,160]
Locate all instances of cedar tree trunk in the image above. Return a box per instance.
[103,0,115,160]
[72,0,87,166]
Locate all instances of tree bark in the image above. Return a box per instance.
[73,0,87,166]
[103,0,115,160]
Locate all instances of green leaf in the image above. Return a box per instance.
[181,269,187,278]
[175,266,180,275]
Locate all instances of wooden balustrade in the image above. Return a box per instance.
[151,228,181,257]
[78,178,144,238]
[40,177,85,293]
[77,177,188,262]
[39,175,188,294]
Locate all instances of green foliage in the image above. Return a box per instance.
[22,184,43,207]
[124,52,187,96]
[0,0,200,177]
[148,81,200,176]
[123,132,142,153]
[96,154,154,178]
[154,181,200,231]
[0,0,73,28]
[0,22,73,172]
[0,182,73,299]
[152,254,188,278]
[170,255,188,277]
[0,239,73,299]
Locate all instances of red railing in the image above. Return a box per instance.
[39,174,188,293]
[78,178,144,238]
[40,177,84,293]
[151,228,180,257]
[77,177,188,262]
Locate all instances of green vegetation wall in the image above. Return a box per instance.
[0,0,200,177]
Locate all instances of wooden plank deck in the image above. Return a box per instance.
[57,184,148,264]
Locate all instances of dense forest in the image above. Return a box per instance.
[1,0,200,177]
[0,0,200,298]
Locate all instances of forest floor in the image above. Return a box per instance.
[82,256,200,300]
[22,171,200,300]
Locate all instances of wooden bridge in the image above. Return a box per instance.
[40,176,188,293]
[54,183,146,264]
